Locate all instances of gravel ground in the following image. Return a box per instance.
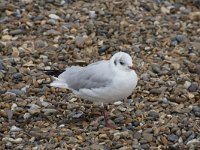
[0,0,200,149]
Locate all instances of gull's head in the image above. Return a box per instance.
[110,52,137,72]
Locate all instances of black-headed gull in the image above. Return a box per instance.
[50,52,138,127]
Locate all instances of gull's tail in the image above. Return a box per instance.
[50,77,69,88]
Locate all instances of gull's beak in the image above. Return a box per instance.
[129,64,138,72]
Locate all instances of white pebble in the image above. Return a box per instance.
[49,14,60,20]
[24,113,31,119]
[114,101,123,105]
[89,11,97,19]
[10,125,22,132]
[8,138,23,144]
[11,103,17,111]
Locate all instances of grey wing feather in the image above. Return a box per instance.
[59,60,113,91]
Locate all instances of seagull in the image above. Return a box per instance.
[50,52,138,127]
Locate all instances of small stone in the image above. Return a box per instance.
[196,65,200,75]
[13,73,23,81]
[189,12,200,21]
[8,138,23,144]
[41,101,50,107]
[75,36,85,48]
[140,144,149,149]
[148,111,159,120]
[171,62,180,70]
[151,63,161,73]
[7,89,24,96]
[35,40,48,48]
[133,45,140,53]
[99,133,107,139]
[45,29,61,36]
[188,82,198,92]
[132,120,140,127]
[161,6,170,14]
[42,109,57,115]
[142,133,153,142]
[150,87,166,94]
[2,35,13,40]
[11,103,17,111]
[173,35,188,43]
[23,113,31,119]
[0,62,5,70]
[160,136,168,145]
[184,81,191,89]
[49,14,60,20]
[10,29,24,35]
[192,105,200,117]
[114,101,123,106]
[117,106,126,112]
[68,111,84,119]
[118,146,128,150]
[47,19,57,25]
[114,116,125,123]
[21,0,33,4]
[99,45,109,53]
[10,126,22,132]
[89,11,97,19]
[8,67,17,74]
[84,37,93,46]
[168,134,179,142]
[133,132,142,139]
[90,144,103,150]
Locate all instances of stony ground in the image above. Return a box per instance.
[0,0,200,149]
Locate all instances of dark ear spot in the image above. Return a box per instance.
[114,60,117,65]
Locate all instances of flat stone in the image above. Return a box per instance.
[42,109,57,115]
[75,36,85,48]
[35,40,48,48]
[188,82,198,92]
[142,133,153,142]
[133,132,142,139]
[168,134,179,142]
[148,110,159,119]
[49,14,60,20]
[10,29,24,35]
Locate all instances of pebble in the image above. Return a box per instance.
[188,82,198,92]
[8,138,23,144]
[114,116,125,123]
[189,12,200,21]
[0,62,5,70]
[184,81,191,89]
[49,14,60,20]
[99,45,110,53]
[168,134,179,142]
[150,87,166,94]
[148,111,159,120]
[89,11,97,19]
[75,36,85,48]
[42,109,57,115]
[35,40,48,48]
[7,89,24,96]
[23,113,31,119]
[10,125,23,132]
[132,120,140,127]
[151,63,161,74]
[142,133,153,142]
[133,132,142,139]
[196,65,200,75]
[192,105,200,117]
[10,29,24,35]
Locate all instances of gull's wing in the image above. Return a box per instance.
[50,60,114,91]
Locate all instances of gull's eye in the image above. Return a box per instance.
[120,61,125,65]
